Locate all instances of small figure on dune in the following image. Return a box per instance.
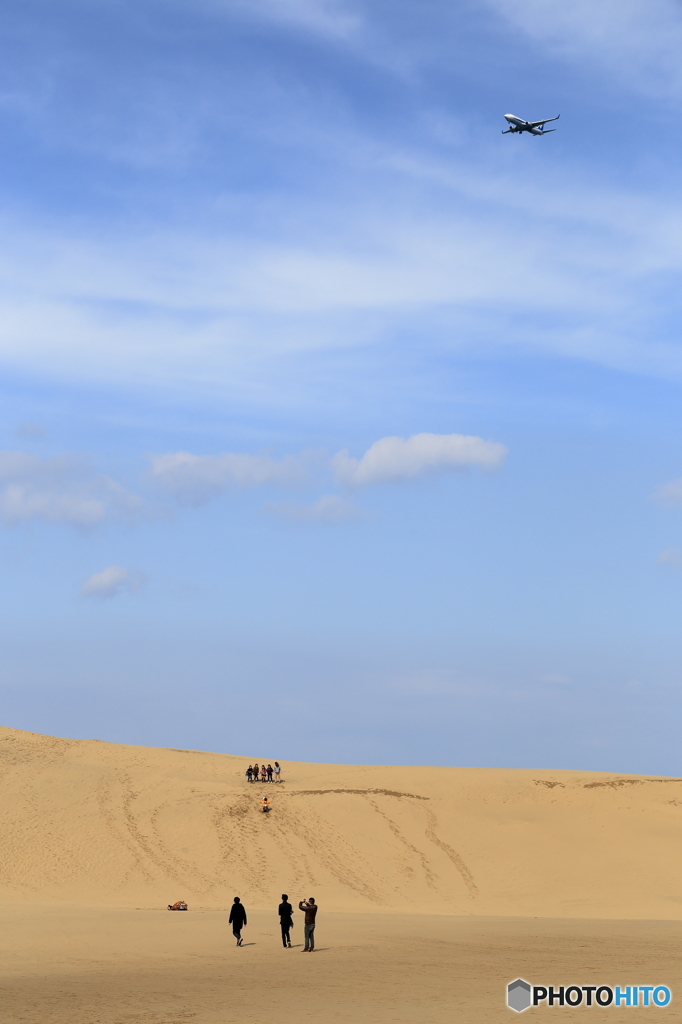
[229,897,247,946]
[267,763,273,782]
[167,900,188,911]
[246,765,253,783]
[261,796,271,813]
[260,764,267,783]
[253,763,260,782]
[274,761,281,782]
[279,893,293,947]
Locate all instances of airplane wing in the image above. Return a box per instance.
[527,115,560,128]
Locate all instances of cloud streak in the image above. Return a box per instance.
[485,0,682,100]
[657,547,682,568]
[80,565,147,598]
[152,432,507,506]
[150,450,315,505]
[0,433,505,530]
[3,159,682,391]
[0,452,142,527]
[2,0,682,402]
[653,478,682,507]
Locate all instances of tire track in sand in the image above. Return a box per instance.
[423,808,478,897]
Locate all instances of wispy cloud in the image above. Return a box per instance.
[0,452,142,527]
[150,450,316,505]
[1,0,682,403]
[263,494,369,523]
[2,149,682,389]
[0,433,504,530]
[657,547,682,568]
[485,0,682,99]
[80,565,147,598]
[653,478,682,507]
[332,433,507,486]
[151,433,507,506]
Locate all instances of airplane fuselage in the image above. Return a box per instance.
[503,113,559,136]
[504,114,545,135]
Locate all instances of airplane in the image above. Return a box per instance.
[502,113,560,135]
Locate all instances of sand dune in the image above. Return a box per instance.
[1,724,681,919]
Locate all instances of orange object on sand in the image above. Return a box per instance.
[167,901,188,911]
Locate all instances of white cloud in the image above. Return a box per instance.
[3,160,682,396]
[2,3,682,398]
[150,450,314,505]
[485,0,682,99]
[1,156,682,393]
[263,494,369,523]
[657,547,682,568]
[80,565,146,598]
[0,452,142,527]
[332,432,508,486]
[151,435,507,505]
[653,478,682,507]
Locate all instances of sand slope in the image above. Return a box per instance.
[1,725,681,918]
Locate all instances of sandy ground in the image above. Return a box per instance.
[2,727,682,1020]
[2,907,681,1023]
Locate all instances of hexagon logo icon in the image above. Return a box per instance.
[507,978,532,1013]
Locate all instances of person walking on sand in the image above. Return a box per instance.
[274,761,281,782]
[260,764,267,783]
[229,897,247,946]
[246,765,253,783]
[279,894,294,948]
[299,897,318,951]
[253,763,259,782]
[267,764,273,782]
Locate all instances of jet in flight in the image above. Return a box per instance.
[502,113,560,136]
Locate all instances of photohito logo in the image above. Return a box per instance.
[507,979,672,1012]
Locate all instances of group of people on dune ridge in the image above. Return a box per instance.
[229,895,319,951]
[246,762,281,782]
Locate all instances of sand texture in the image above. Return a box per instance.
[3,725,682,1022]
[1,724,682,918]
[3,907,681,1023]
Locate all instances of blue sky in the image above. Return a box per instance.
[3,0,682,771]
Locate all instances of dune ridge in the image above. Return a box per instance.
[1,725,681,918]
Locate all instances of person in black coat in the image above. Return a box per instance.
[229,896,247,946]
[278,894,293,948]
